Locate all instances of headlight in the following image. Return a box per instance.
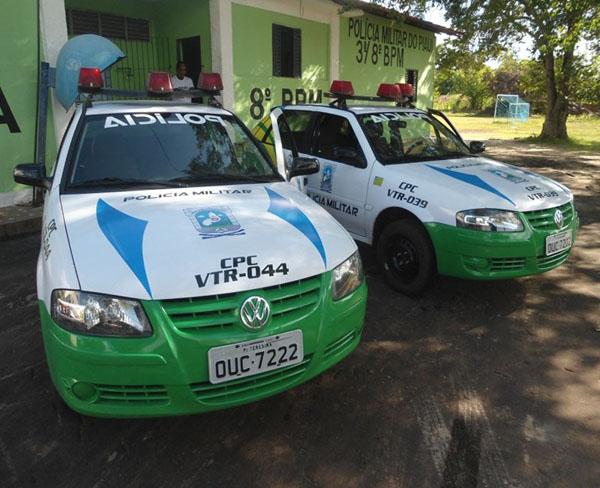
[51,290,151,337]
[456,209,523,232]
[332,251,364,300]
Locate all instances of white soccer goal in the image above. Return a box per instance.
[494,94,530,122]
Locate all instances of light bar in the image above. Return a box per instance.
[397,83,414,97]
[330,80,354,97]
[147,72,173,95]
[78,67,103,92]
[198,72,223,93]
[377,83,401,100]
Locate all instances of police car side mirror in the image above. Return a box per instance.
[469,141,486,153]
[14,164,52,190]
[288,157,319,180]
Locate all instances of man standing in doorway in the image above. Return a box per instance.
[171,61,194,103]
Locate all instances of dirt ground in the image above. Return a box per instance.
[1,140,598,488]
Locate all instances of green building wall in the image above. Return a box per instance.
[0,0,438,200]
[65,0,212,90]
[153,0,212,74]
[231,5,436,126]
[0,0,57,196]
[232,4,331,126]
[339,13,436,108]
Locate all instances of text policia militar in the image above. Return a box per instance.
[347,17,434,67]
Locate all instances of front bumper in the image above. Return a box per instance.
[40,272,367,417]
[425,209,579,280]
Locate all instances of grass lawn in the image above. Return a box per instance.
[445,113,600,152]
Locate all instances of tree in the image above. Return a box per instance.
[433,0,600,140]
[371,0,428,17]
[491,53,521,95]
[571,54,600,108]
[435,44,494,111]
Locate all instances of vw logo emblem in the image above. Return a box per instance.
[554,209,564,228]
[240,296,271,331]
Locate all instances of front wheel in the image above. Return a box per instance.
[376,219,436,296]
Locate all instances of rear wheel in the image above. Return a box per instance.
[376,219,436,296]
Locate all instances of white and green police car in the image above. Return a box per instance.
[255,81,578,295]
[14,71,366,417]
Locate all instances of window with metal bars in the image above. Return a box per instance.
[66,9,150,42]
[272,24,301,78]
[406,69,419,97]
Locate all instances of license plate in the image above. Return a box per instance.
[208,330,303,384]
[545,231,572,256]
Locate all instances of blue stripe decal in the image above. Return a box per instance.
[426,165,515,206]
[96,199,152,297]
[265,187,327,267]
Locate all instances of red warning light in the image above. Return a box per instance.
[377,83,402,99]
[397,83,414,97]
[147,72,173,94]
[198,73,223,92]
[330,80,355,97]
[78,67,103,92]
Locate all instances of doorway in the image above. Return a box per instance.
[177,36,202,86]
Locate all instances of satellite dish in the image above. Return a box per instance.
[55,34,125,110]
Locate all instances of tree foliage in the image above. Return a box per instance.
[434,44,493,111]
[431,0,600,139]
[370,0,600,138]
[435,48,600,115]
[370,0,429,18]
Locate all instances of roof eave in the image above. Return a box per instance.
[329,0,460,36]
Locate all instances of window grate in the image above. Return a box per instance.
[126,17,150,42]
[272,24,301,78]
[99,13,126,39]
[66,9,150,42]
[69,9,99,36]
[406,69,419,97]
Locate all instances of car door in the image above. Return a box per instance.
[303,112,370,237]
[267,107,317,192]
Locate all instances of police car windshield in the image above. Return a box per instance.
[358,112,471,164]
[66,112,281,190]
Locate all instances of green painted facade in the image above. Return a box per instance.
[232,4,331,125]
[65,0,212,91]
[232,5,436,126]
[339,13,435,108]
[153,0,212,74]
[0,0,39,194]
[1,0,438,200]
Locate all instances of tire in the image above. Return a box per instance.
[376,219,436,296]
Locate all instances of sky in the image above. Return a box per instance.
[422,5,533,67]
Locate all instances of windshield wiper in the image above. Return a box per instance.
[69,177,189,189]
[436,151,474,159]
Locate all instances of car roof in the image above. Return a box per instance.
[81,100,231,116]
[347,106,423,115]
[282,104,424,115]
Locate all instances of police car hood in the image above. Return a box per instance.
[386,156,572,212]
[60,182,355,300]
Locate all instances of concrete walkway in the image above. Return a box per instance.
[0,204,43,240]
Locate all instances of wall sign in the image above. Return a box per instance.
[347,17,434,68]
[249,87,323,120]
[0,87,21,133]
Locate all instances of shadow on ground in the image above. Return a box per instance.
[0,144,598,487]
